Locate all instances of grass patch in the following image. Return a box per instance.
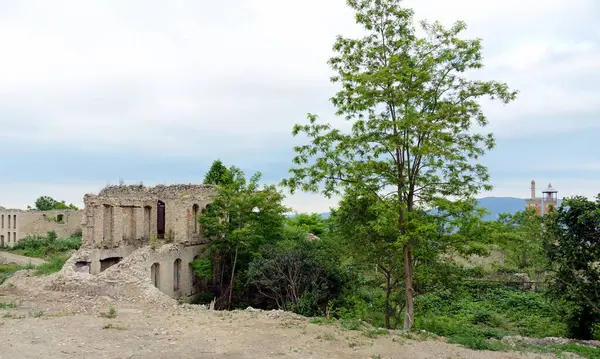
[102,323,127,330]
[550,343,600,358]
[1,231,82,259]
[0,301,18,308]
[310,316,336,325]
[339,318,365,331]
[413,283,569,351]
[363,328,388,338]
[100,307,117,319]
[34,255,69,276]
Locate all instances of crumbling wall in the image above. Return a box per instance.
[0,209,83,247]
[82,184,216,250]
[50,243,208,302]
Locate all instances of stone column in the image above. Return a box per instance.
[112,206,123,246]
[134,207,144,240]
[94,205,104,246]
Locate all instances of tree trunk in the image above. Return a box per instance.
[227,246,238,310]
[385,274,392,329]
[403,242,414,330]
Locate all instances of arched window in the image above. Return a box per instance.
[173,258,181,292]
[157,201,165,239]
[192,204,199,234]
[151,263,160,288]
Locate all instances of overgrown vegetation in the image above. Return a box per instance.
[414,283,569,349]
[0,231,82,278]
[29,196,79,211]
[5,231,82,258]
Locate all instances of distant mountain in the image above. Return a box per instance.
[312,197,559,222]
[476,197,528,221]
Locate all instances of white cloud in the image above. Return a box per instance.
[0,0,598,212]
[1,0,597,150]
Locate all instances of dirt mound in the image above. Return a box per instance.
[3,245,180,308]
[49,245,176,306]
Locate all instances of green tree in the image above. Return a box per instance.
[546,195,600,339]
[285,212,328,237]
[199,166,288,309]
[247,240,344,316]
[34,196,58,211]
[282,0,516,329]
[493,208,546,275]
[203,159,233,186]
[331,187,402,328]
[32,196,79,211]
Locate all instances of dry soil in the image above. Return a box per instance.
[0,282,566,359]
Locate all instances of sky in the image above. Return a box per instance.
[0,0,599,213]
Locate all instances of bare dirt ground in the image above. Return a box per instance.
[0,284,562,359]
[0,247,569,359]
[0,251,46,266]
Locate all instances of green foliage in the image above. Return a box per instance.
[33,196,78,211]
[546,195,600,340]
[34,255,69,275]
[6,231,82,258]
[198,164,289,309]
[492,209,547,275]
[281,0,517,329]
[414,283,568,350]
[286,213,327,237]
[247,240,344,317]
[100,307,118,319]
[191,258,213,280]
[0,263,35,284]
[0,301,18,308]
[339,318,365,331]
[203,159,234,186]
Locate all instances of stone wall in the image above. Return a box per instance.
[82,184,216,249]
[0,209,83,247]
[71,184,217,300]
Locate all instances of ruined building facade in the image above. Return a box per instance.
[76,184,216,299]
[0,206,83,247]
[525,180,558,216]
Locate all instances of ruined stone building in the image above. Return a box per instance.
[525,180,558,216]
[73,184,216,300]
[0,206,83,247]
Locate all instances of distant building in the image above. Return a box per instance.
[0,206,83,247]
[525,180,558,216]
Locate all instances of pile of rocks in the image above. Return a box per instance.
[44,245,178,307]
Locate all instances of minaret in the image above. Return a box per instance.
[530,180,536,199]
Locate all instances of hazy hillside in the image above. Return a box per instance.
[477,197,527,221]
[309,197,560,221]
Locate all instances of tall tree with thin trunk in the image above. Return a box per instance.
[281,0,517,329]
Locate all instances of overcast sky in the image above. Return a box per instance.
[0,0,599,213]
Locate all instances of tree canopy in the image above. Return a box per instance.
[546,195,600,339]
[32,196,79,211]
[282,0,516,329]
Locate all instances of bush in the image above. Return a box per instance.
[247,240,344,317]
[413,283,568,350]
[34,255,69,275]
[8,232,82,258]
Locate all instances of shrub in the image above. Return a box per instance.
[35,255,69,275]
[9,232,82,258]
